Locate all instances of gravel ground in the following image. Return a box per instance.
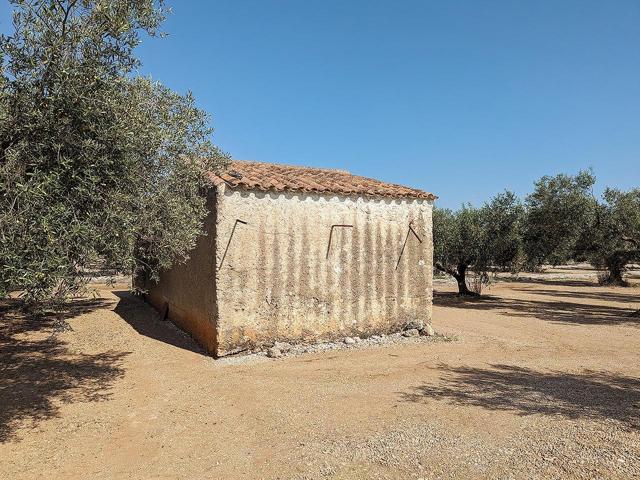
[296,418,639,480]
[216,328,455,366]
[1,271,639,479]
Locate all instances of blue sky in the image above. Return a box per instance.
[2,1,639,208]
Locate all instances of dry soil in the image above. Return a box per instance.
[1,273,639,479]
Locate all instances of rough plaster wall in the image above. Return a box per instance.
[215,187,433,355]
[146,190,218,354]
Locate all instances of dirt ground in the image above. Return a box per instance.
[1,270,639,479]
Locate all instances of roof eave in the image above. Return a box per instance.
[212,182,437,202]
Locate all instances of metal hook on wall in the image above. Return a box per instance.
[326,224,354,259]
[218,219,248,271]
[395,223,423,270]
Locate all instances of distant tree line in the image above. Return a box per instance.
[434,170,640,295]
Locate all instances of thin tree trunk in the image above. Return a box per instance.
[454,264,474,295]
[436,262,475,295]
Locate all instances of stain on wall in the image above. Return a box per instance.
[214,187,434,356]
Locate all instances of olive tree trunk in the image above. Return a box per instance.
[602,252,630,286]
[435,262,475,295]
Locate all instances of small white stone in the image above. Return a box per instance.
[422,324,435,336]
[343,337,356,345]
[266,347,282,358]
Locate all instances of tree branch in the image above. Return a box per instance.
[435,262,457,277]
[59,0,77,39]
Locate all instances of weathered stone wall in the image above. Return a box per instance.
[215,186,433,356]
[145,190,218,355]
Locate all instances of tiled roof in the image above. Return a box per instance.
[209,160,436,200]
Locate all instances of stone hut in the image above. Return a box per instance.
[144,160,437,357]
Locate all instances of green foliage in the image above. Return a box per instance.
[0,1,228,303]
[433,191,524,294]
[520,169,637,284]
[434,205,486,273]
[523,170,596,268]
[587,188,640,285]
[482,191,524,272]
[432,207,456,270]
[433,204,488,294]
[434,169,637,288]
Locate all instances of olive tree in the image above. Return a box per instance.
[587,188,640,285]
[433,205,490,295]
[0,1,228,305]
[523,170,596,269]
[434,191,524,295]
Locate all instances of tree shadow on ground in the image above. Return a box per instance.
[510,287,639,303]
[0,300,129,443]
[113,291,204,355]
[503,273,640,287]
[433,290,639,326]
[500,277,598,287]
[400,364,640,429]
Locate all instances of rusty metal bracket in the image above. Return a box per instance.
[325,224,353,259]
[395,224,423,270]
[218,219,248,271]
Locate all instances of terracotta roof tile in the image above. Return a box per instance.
[209,160,436,200]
